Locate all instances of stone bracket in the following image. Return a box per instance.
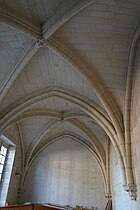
[123,184,137,200]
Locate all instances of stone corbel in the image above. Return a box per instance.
[105,193,112,200]
[36,38,47,48]
[123,184,137,200]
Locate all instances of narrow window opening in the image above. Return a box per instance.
[0,135,16,206]
[0,144,8,182]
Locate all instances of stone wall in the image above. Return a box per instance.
[22,138,106,210]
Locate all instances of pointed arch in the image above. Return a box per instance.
[0,87,126,184]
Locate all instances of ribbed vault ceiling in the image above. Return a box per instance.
[0,0,140,195]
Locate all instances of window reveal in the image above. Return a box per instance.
[0,145,7,181]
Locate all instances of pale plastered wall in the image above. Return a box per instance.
[22,138,106,210]
[110,144,138,210]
